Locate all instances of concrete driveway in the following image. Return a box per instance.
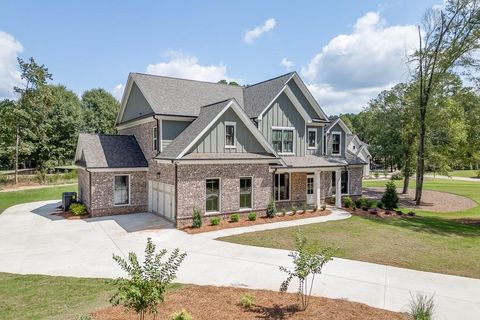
[1,200,479,320]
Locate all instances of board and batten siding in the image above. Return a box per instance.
[191,108,266,153]
[287,80,319,120]
[306,126,323,155]
[162,120,190,150]
[259,92,305,156]
[121,82,154,123]
[326,122,347,157]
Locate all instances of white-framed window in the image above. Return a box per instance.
[239,177,252,209]
[153,126,158,151]
[272,127,294,154]
[206,178,220,212]
[332,132,341,155]
[274,172,290,201]
[332,171,349,195]
[307,128,317,149]
[225,122,236,148]
[114,175,130,205]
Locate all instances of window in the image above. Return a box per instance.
[272,128,294,154]
[332,171,348,195]
[114,175,130,205]
[323,134,327,155]
[274,173,290,201]
[332,132,341,155]
[206,179,220,212]
[225,122,236,148]
[239,177,252,209]
[153,127,158,151]
[307,128,317,149]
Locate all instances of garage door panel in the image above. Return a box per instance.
[148,180,174,220]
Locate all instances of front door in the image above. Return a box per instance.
[306,175,314,205]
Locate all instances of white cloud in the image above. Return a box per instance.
[112,84,124,101]
[280,58,295,71]
[244,18,276,44]
[146,51,237,83]
[0,31,23,99]
[301,12,418,114]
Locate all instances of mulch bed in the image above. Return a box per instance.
[50,206,90,220]
[344,207,415,219]
[91,285,405,320]
[182,209,331,234]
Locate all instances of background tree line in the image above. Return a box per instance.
[0,58,120,180]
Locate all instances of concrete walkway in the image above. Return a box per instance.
[424,175,480,182]
[1,200,479,320]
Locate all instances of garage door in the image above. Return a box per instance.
[148,181,175,221]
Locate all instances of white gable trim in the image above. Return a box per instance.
[290,73,329,121]
[325,118,352,135]
[284,86,312,123]
[257,73,296,121]
[115,75,135,125]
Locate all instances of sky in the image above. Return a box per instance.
[0,0,442,115]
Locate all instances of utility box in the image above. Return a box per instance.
[62,192,77,211]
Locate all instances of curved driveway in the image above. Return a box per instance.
[1,200,479,320]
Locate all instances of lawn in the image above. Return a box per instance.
[0,184,77,214]
[0,272,116,320]
[448,169,479,178]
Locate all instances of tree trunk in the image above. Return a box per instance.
[14,125,19,185]
[415,111,426,204]
[402,165,410,194]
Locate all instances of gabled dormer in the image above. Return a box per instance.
[323,117,352,158]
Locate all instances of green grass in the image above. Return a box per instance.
[0,272,116,320]
[448,169,479,178]
[0,184,77,214]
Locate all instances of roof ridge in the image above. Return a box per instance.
[199,98,234,109]
[245,72,295,88]
[131,72,244,88]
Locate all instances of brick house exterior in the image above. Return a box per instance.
[75,72,369,226]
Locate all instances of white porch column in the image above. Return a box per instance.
[335,169,342,208]
[315,170,321,210]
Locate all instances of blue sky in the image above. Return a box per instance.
[0,0,441,115]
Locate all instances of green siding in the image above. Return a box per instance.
[162,120,190,149]
[287,80,320,120]
[306,126,323,155]
[327,123,347,157]
[191,108,266,154]
[121,83,154,123]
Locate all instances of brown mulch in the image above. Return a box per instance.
[344,207,414,219]
[182,209,331,234]
[91,285,405,320]
[363,187,476,212]
[50,206,90,220]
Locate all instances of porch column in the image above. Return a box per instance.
[315,170,321,210]
[335,169,342,208]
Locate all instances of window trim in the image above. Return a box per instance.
[274,172,291,201]
[113,174,131,206]
[272,126,295,155]
[239,176,253,211]
[307,128,317,150]
[225,121,236,149]
[152,126,158,151]
[205,177,221,214]
[331,131,342,156]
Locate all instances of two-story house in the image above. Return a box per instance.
[74,72,369,227]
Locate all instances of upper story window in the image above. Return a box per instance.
[272,127,294,154]
[114,175,130,205]
[307,128,317,149]
[332,132,341,155]
[225,122,236,148]
[153,126,158,151]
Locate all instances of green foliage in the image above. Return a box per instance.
[240,293,256,308]
[76,315,92,320]
[69,203,87,216]
[210,217,220,226]
[476,170,480,178]
[355,197,367,208]
[230,213,240,222]
[81,88,119,134]
[302,202,307,212]
[291,206,297,214]
[391,172,403,180]
[110,238,186,320]
[248,212,257,221]
[407,294,435,320]
[279,230,333,310]
[382,181,399,209]
[342,196,353,208]
[376,200,384,209]
[192,206,202,228]
[170,309,193,320]
[266,198,276,218]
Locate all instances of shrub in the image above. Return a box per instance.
[111,238,187,320]
[352,205,357,211]
[477,170,480,178]
[240,293,256,309]
[321,204,326,211]
[248,212,257,221]
[376,200,384,209]
[302,202,307,213]
[355,197,366,208]
[170,309,193,320]
[374,172,380,179]
[291,206,297,214]
[192,206,202,228]
[69,203,87,216]
[391,172,403,180]
[230,213,240,222]
[382,180,399,209]
[210,217,220,226]
[342,196,353,208]
[366,199,376,208]
[407,294,435,320]
[266,198,276,218]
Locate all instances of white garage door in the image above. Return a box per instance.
[148,181,175,221]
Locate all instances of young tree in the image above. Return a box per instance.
[81,88,119,134]
[382,180,400,210]
[412,0,480,204]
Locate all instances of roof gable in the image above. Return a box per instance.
[120,82,154,123]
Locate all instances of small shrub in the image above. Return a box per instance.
[291,206,297,214]
[342,196,353,208]
[352,205,356,211]
[230,213,240,222]
[376,200,384,209]
[240,293,256,308]
[282,209,286,216]
[382,180,399,209]
[170,309,193,320]
[366,199,375,208]
[355,197,366,208]
[302,202,307,213]
[407,294,435,320]
[192,206,202,228]
[210,217,220,226]
[374,172,380,179]
[321,204,326,211]
[248,212,257,221]
[266,198,276,218]
[69,203,87,216]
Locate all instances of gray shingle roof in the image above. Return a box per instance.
[181,152,276,160]
[76,134,147,168]
[281,155,349,168]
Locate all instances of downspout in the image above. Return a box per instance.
[154,115,160,152]
[174,161,178,228]
[86,168,92,213]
